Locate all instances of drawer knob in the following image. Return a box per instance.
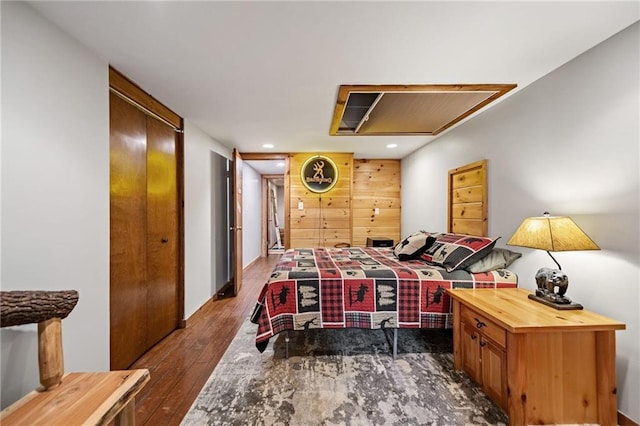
[474,318,487,328]
[480,341,487,347]
[471,334,478,340]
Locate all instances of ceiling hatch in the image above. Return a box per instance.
[330,84,517,136]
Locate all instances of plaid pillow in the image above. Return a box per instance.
[419,233,499,272]
[393,231,437,261]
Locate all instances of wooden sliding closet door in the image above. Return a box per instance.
[109,90,180,370]
[110,92,150,370]
[145,115,179,347]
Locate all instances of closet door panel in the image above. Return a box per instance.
[145,115,179,347]
[109,93,149,370]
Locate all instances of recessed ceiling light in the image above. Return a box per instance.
[386,143,398,148]
[263,143,274,148]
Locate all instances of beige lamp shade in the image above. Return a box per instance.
[507,213,600,252]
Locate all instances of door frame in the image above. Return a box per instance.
[109,66,185,336]
[232,149,243,295]
[261,174,285,257]
[239,153,290,253]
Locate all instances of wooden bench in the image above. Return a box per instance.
[0,291,150,426]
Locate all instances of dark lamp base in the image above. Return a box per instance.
[528,294,583,310]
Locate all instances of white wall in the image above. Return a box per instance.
[1,2,110,407]
[276,184,285,230]
[183,121,231,319]
[0,2,240,407]
[402,23,639,422]
[242,163,262,267]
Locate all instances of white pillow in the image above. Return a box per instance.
[465,248,522,273]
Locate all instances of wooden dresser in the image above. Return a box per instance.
[447,288,626,426]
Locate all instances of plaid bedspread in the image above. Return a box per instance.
[254,247,517,352]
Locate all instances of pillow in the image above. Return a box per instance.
[393,231,437,261]
[419,233,499,272]
[465,248,522,273]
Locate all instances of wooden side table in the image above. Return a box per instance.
[447,288,625,426]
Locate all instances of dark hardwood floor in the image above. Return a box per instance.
[131,255,280,425]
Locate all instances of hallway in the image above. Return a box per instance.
[131,255,281,425]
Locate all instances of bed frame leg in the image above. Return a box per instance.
[393,328,398,360]
[285,331,290,359]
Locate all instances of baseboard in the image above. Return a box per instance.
[619,411,639,426]
[243,256,261,271]
[184,296,215,327]
[182,257,264,327]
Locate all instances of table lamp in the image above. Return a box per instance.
[507,212,600,310]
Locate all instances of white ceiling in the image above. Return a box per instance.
[245,159,286,176]
[30,1,639,159]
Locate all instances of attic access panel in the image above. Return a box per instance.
[330,84,516,136]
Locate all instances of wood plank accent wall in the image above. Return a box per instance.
[352,159,401,247]
[288,155,401,248]
[448,159,488,237]
[289,153,353,248]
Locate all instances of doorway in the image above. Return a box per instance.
[217,149,244,298]
[242,154,289,258]
[265,175,285,255]
[109,68,184,370]
[211,151,233,295]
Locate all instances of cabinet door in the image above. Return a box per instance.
[461,323,482,384]
[481,337,507,410]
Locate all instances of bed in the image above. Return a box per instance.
[253,245,518,353]
[253,159,520,354]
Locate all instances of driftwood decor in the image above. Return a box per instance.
[0,290,79,327]
[1,290,79,390]
[0,289,151,425]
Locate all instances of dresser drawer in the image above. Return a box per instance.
[461,305,506,349]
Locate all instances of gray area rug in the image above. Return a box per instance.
[182,319,507,426]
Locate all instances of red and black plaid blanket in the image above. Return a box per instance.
[254,247,517,352]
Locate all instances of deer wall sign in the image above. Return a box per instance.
[300,155,338,193]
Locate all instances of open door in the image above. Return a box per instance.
[232,149,243,294]
[270,185,282,249]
